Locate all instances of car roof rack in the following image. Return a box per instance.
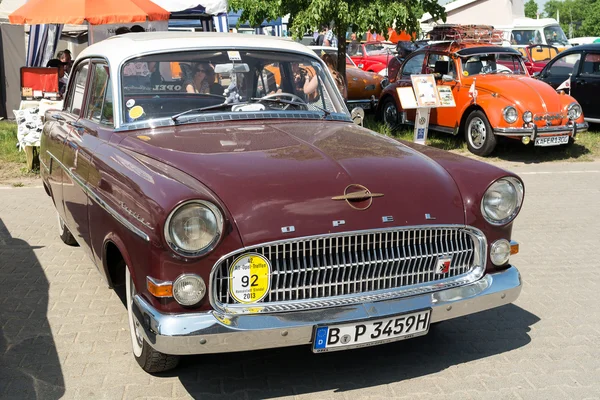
[426,24,505,45]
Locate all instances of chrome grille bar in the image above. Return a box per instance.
[210,226,486,314]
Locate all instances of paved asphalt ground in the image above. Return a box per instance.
[0,160,599,400]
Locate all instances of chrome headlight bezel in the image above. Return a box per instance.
[522,111,533,123]
[567,102,582,120]
[503,106,518,124]
[164,200,224,258]
[481,177,524,226]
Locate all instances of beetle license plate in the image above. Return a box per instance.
[312,309,431,353]
[535,135,569,146]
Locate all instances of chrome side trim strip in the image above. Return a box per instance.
[47,150,150,242]
[39,157,50,172]
[585,117,600,124]
[209,225,487,315]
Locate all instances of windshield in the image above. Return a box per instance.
[121,50,346,124]
[511,30,542,45]
[365,43,391,55]
[544,25,569,46]
[461,53,527,76]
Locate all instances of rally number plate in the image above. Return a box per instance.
[535,135,569,147]
[312,309,431,353]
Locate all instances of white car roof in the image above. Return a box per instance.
[77,31,317,66]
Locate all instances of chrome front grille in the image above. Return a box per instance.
[211,226,485,313]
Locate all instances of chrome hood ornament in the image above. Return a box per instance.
[332,184,384,210]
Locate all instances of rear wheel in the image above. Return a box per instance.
[126,268,180,373]
[381,98,402,130]
[465,110,497,156]
[57,212,78,246]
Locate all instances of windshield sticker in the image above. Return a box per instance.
[128,106,145,120]
[126,99,135,108]
[227,51,242,61]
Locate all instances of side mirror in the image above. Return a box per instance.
[350,107,365,126]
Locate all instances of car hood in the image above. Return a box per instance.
[120,121,465,246]
[475,75,565,114]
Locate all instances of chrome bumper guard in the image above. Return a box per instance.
[132,266,522,355]
[494,122,588,140]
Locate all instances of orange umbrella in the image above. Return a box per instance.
[9,0,170,25]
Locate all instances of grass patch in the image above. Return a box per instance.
[364,114,600,162]
[0,121,26,164]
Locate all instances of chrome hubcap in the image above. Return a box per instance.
[468,117,487,149]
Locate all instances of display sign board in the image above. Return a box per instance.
[89,21,169,44]
[394,74,456,145]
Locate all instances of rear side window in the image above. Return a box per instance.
[581,53,600,76]
[402,53,425,77]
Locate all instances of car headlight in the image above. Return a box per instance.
[567,103,582,120]
[481,177,524,225]
[503,106,518,124]
[490,239,511,266]
[381,78,389,88]
[173,274,206,306]
[164,200,223,257]
[523,111,533,123]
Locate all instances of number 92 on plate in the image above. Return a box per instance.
[312,309,431,353]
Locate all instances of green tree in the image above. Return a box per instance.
[524,0,538,18]
[229,0,446,78]
[544,0,593,38]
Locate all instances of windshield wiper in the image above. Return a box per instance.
[171,101,233,123]
[251,97,331,119]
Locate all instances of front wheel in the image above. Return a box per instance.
[126,268,180,373]
[465,110,497,156]
[381,98,402,130]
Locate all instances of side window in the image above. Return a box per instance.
[427,54,456,78]
[85,63,113,126]
[547,53,581,77]
[402,53,426,77]
[581,53,600,76]
[65,62,90,115]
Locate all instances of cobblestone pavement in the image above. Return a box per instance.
[1,161,599,400]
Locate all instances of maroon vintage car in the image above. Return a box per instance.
[518,44,559,75]
[41,32,524,373]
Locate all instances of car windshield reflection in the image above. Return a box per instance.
[121,50,345,124]
[461,53,527,76]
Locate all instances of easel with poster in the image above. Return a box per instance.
[396,74,456,145]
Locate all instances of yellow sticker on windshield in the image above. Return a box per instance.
[129,106,144,120]
[463,70,469,76]
[229,253,271,304]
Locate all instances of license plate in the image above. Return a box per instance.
[312,309,431,353]
[535,135,569,146]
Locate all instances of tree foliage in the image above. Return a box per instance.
[229,0,446,78]
[524,0,538,19]
[544,0,600,37]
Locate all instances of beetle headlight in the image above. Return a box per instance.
[567,103,582,120]
[522,111,533,123]
[164,200,223,257]
[481,177,524,225]
[503,106,518,124]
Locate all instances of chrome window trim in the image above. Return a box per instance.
[47,150,150,242]
[209,225,487,315]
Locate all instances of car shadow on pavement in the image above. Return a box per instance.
[0,219,65,399]
[173,303,539,399]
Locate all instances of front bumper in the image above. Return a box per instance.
[494,122,588,140]
[132,266,522,355]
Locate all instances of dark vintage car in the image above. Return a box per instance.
[378,40,588,156]
[537,44,600,123]
[517,44,558,75]
[41,32,524,373]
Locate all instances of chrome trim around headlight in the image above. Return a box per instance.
[481,177,524,226]
[567,102,582,120]
[164,200,224,258]
[503,106,518,124]
[522,111,533,123]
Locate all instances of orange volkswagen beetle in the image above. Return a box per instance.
[378,25,588,156]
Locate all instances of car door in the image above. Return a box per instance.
[59,60,94,257]
[571,52,600,120]
[540,51,582,88]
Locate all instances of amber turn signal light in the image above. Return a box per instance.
[510,240,519,255]
[147,277,173,298]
